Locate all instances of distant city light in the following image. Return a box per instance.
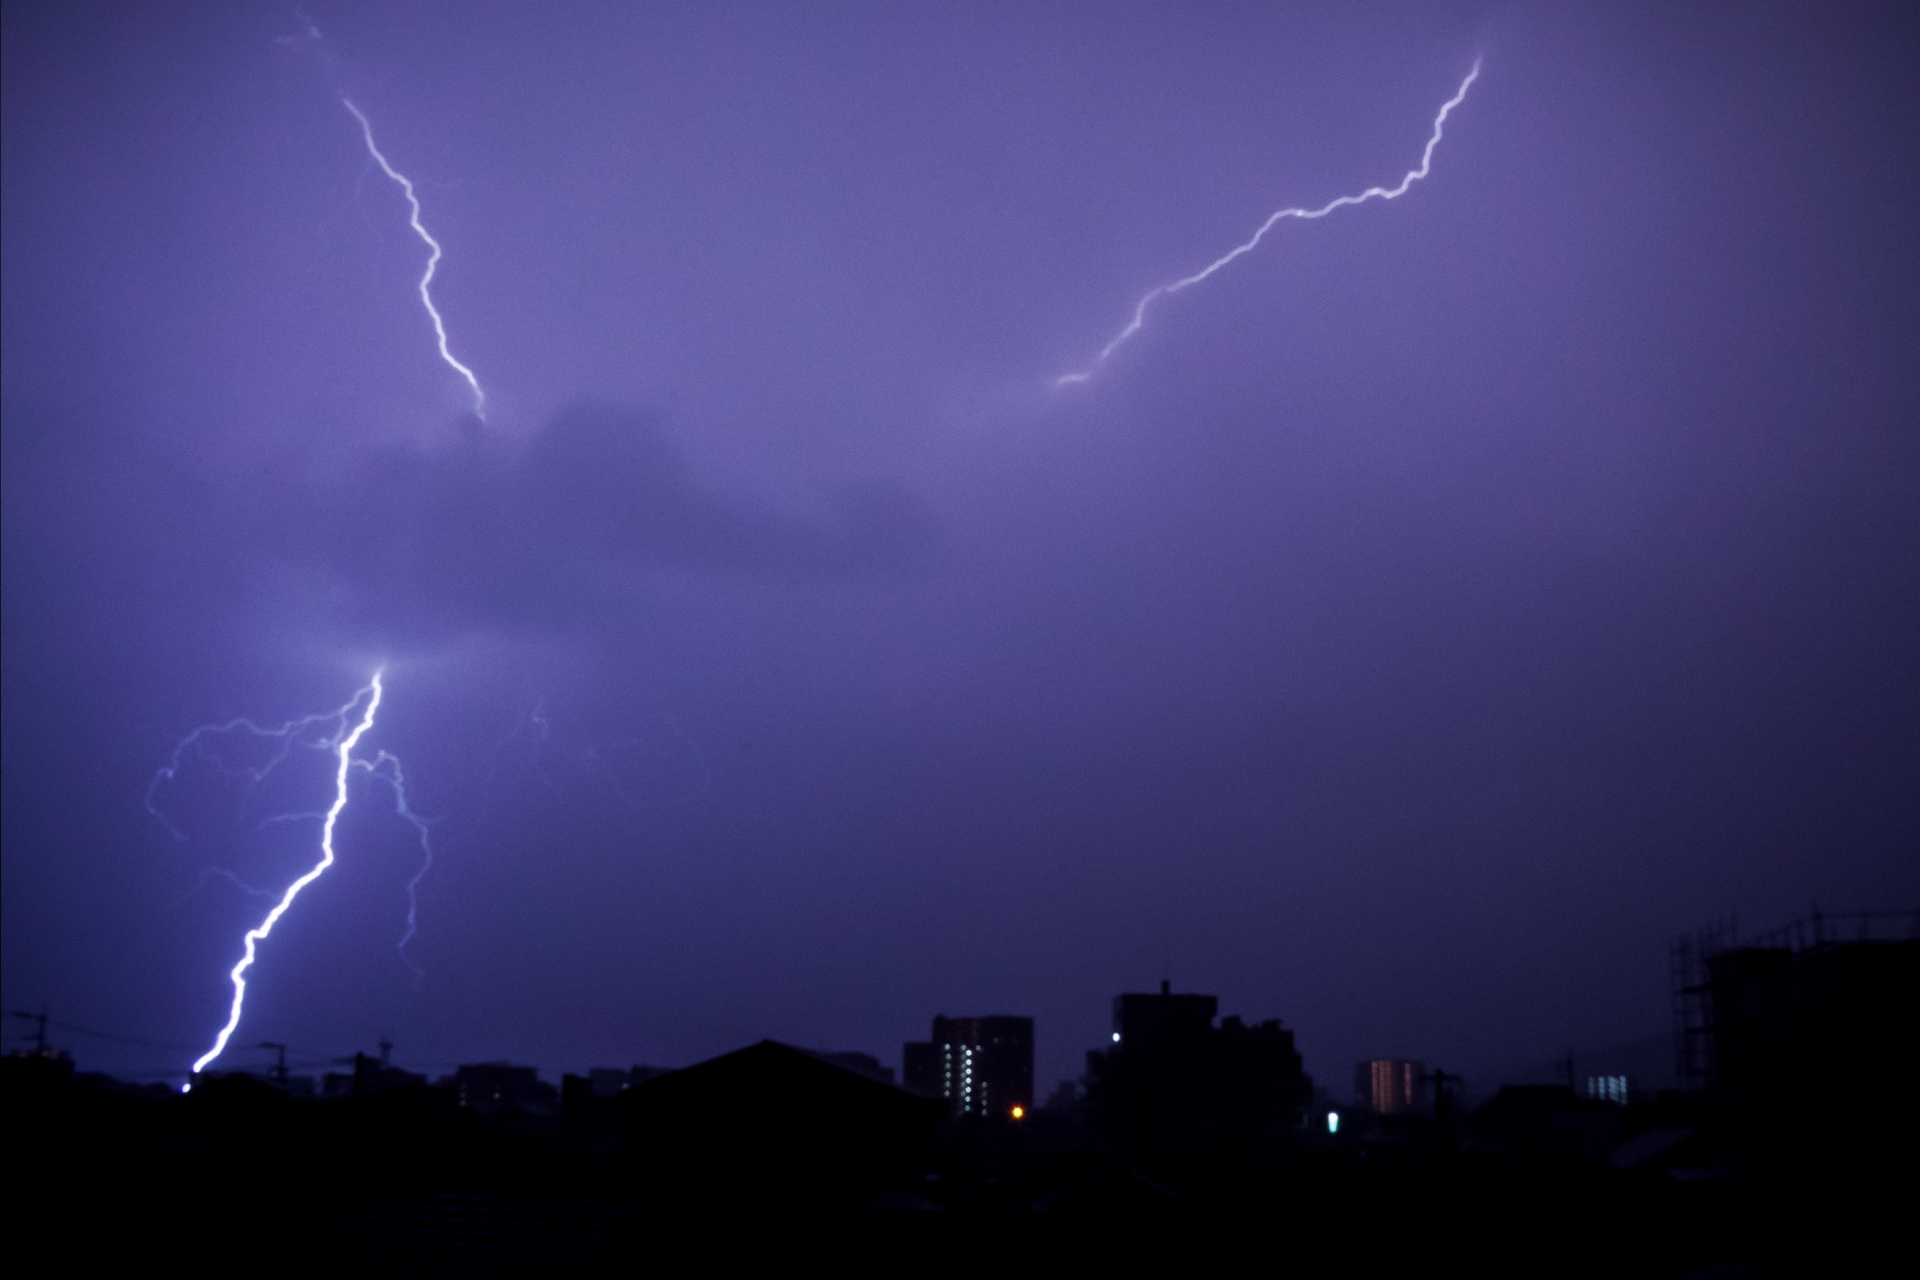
[1112,1032,1121,1043]
[1327,1110,1340,1134]
[1010,1105,1025,1119]
[1586,1074,1629,1105]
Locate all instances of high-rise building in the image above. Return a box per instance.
[1085,982,1312,1153]
[1355,1059,1424,1114]
[903,1040,939,1099]
[902,1015,1033,1120]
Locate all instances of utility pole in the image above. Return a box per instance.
[1429,1068,1455,1160]
[257,1041,288,1086]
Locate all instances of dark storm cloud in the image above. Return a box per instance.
[265,402,933,643]
[2,393,931,656]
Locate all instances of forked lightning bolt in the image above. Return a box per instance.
[363,748,436,983]
[1054,59,1481,387]
[148,700,346,842]
[185,673,385,1079]
[342,100,486,417]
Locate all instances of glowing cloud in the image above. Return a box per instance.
[1054,59,1482,387]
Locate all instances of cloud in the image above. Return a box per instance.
[265,402,935,645]
[4,396,933,668]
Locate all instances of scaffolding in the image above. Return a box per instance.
[1671,908,1920,1095]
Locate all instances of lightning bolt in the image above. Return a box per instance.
[585,715,714,812]
[494,698,561,796]
[170,867,278,910]
[360,749,436,983]
[147,703,349,842]
[1054,59,1482,387]
[342,99,487,418]
[188,672,385,1079]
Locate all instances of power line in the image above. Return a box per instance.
[9,1014,198,1054]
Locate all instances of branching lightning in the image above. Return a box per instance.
[147,704,348,842]
[342,99,487,418]
[174,673,388,1078]
[484,698,712,812]
[1054,59,1481,387]
[359,749,436,982]
[490,698,561,796]
[170,867,278,910]
[142,39,1478,1085]
[585,715,715,812]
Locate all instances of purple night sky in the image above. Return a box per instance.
[3,2,1915,1095]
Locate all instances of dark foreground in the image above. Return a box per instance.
[6,1052,1900,1278]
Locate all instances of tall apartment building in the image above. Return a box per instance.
[1355,1059,1424,1114]
[902,1015,1034,1120]
[1084,982,1312,1153]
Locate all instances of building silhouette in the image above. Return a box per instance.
[808,1049,896,1086]
[450,1062,557,1118]
[625,1040,942,1208]
[1467,1084,1624,1162]
[1673,909,1919,1157]
[1084,982,1310,1155]
[8,959,1916,1275]
[902,1015,1034,1119]
[320,1046,425,1099]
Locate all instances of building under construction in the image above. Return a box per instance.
[1672,909,1919,1158]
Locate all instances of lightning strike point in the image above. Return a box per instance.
[342,99,487,418]
[1053,59,1482,386]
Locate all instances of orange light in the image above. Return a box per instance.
[1010,1105,1025,1119]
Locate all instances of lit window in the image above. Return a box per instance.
[1586,1075,1629,1105]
